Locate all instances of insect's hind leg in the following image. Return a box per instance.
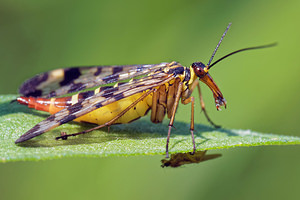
[56,88,157,140]
[197,83,220,128]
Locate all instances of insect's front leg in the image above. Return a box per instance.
[181,96,196,154]
[185,79,220,128]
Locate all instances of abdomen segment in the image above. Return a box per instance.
[17,91,153,125]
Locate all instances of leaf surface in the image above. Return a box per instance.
[1,95,299,162]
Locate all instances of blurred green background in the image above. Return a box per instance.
[0,0,299,199]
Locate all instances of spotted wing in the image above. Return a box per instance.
[19,63,169,98]
[15,71,175,143]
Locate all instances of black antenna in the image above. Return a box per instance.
[207,23,232,67]
[207,43,277,69]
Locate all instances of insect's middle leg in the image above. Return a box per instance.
[56,88,156,140]
[181,96,196,154]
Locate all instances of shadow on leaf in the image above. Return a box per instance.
[0,100,50,118]
[16,119,239,148]
[161,150,222,168]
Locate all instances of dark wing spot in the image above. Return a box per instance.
[28,124,41,134]
[26,90,43,97]
[59,114,77,124]
[113,66,123,74]
[68,83,86,93]
[35,73,49,85]
[102,87,118,97]
[102,74,119,83]
[67,103,83,113]
[114,93,125,101]
[79,91,94,99]
[94,67,102,76]
[19,73,48,97]
[99,86,113,92]
[95,102,103,108]
[48,115,56,122]
[118,82,127,86]
[60,68,81,86]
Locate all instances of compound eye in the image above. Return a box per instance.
[196,68,205,77]
[192,62,207,78]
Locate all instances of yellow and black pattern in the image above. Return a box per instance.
[16,23,270,156]
[15,65,183,143]
[15,56,228,158]
[19,63,169,98]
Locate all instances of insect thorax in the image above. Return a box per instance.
[150,63,195,123]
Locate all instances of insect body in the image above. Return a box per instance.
[15,23,274,157]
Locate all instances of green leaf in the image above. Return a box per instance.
[1,95,299,162]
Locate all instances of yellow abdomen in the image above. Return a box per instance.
[74,92,153,125]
